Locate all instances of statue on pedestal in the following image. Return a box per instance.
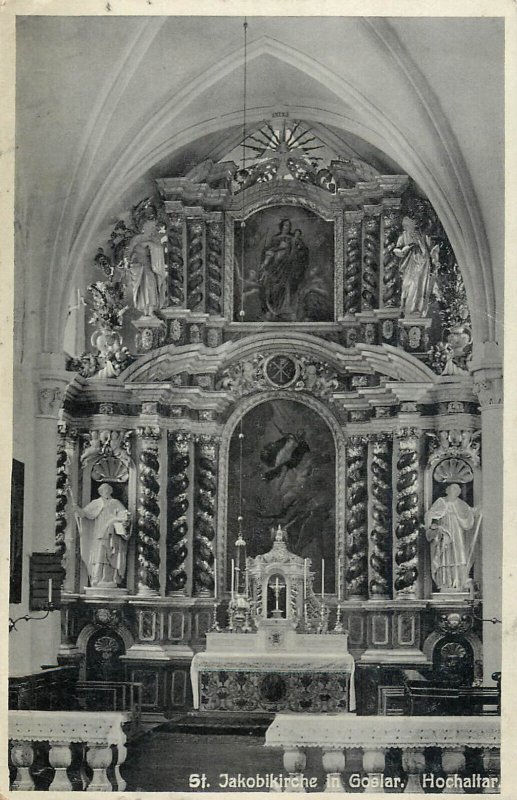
[74,483,131,588]
[126,219,167,317]
[425,483,479,592]
[394,215,440,317]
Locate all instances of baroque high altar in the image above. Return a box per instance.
[54,126,486,717]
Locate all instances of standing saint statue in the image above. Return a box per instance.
[126,218,167,316]
[394,215,440,317]
[74,483,131,588]
[425,483,478,592]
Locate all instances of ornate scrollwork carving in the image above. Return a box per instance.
[427,429,480,468]
[167,432,191,593]
[345,435,369,598]
[369,434,393,598]
[193,434,218,595]
[436,612,473,635]
[394,429,421,596]
[80,429,133,468]
[137,429,161,594]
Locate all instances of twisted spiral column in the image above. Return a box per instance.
[187,220,204,311]
[167,214,185,307]
[55,429,70,560]
[345,435,369,598]
[206,220,223,316]
[382,210,401,307]
[369,434,393,598]
[166,432,191,594]
[394,428,422,597]
[344,218,361,315]
[137,427,161,595]
[193,434,218,596]
[361,216,380,310]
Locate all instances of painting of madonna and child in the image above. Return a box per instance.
[227,399,336,593]
[234,207,335,322]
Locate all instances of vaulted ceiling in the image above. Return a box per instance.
[15,16,504,357]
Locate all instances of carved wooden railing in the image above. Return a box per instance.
[265,714,500,793]
[9,710,130,791]
[9,665,79,711]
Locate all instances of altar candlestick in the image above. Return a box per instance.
[230,559,235,599]
[337,557,341,601]
[213,558,217,600]
[48,578,52,604]
[321,559,325,599]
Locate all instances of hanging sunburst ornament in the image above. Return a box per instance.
[240,119,324,182]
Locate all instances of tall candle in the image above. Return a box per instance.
[230,559,235,599]
[213,558,217,600]
[337,557,341,601]
[48,578,52,604]
[303,559,307,600]
[245,561,249,597]
[321,559,325,599]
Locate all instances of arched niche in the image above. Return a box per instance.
[76,621,134,682]
[219,390,345,596]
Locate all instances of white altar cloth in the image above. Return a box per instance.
[190,650,355,711]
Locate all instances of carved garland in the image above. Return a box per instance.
[137,428,161,594]
[369,434,393,598]
[394,429,421,595]
[345,435,369,598]
[193,435,218,595]
[166,432,191,593]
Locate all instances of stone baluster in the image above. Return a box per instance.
[369,433,393,598]
[344,213,362,315]
[362,748,386,793]
[48,740,73,790]
[193,434,218,595]
[441,748,466,794]
[187,219,205,311]
[10,740,35,790]
[85,743,113,791]
[394,428,421,598]
[206,219,223,315]
[167,213,185,307]
[402,749,425,793]
[482,749,500,794]
[167,431,191,594]
[283,748,307,793]
[361,215,380,310]
[345,435,368,598]
[137,427,162,596]
[322,749,346,792]
[381,209,401,307]
[114,742,127,791]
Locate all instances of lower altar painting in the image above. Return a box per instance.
[227,399,336,592]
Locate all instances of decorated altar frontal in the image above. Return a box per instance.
[191,629,355,712]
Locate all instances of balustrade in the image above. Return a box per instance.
[265,714,500,793]
[8,710,130,791]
